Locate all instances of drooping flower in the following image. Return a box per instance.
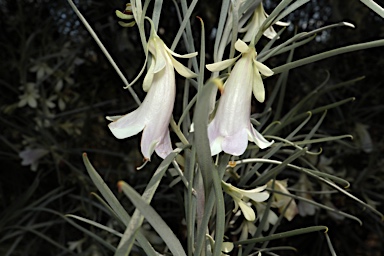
[267,179,298,221]
[206,39,273,156]
[107,29,197,160]
[222,181,269,221]
[241,2,289,42]
[19,147,49,171]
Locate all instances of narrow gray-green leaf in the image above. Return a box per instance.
[360,0,384,18]
[118,181,187,256]
[272,39,384,75]
[194,79,221,194]
[66,0,141,105]
[235,226,328,244]
[115,150,181,256]
[212,168,225,256]
[82,153,158,256]
[66,214,123,238]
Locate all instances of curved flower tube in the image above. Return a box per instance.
[107,29,197,160]
[206,39,273,156]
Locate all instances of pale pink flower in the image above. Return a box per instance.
[206,39,273,156]
[107,30,197,160]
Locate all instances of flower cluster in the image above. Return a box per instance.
[108,2,278,160]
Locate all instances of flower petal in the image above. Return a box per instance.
[263,26,278,40]
[222,128,249,156]
[244,191,269,202]
[206,56,239,72]
[247,125,273,149]
[234,39,249,53]
[106,115,123,121]
[118,21,136,27]
[141,127,159,160]
[108,111,145,139]
[252,64,265,103]
[208,120,224,156]
[222,242,234,253]
[152,40,167,73]
[115,10,134,20]
[154,130,173,159]
[275,20,290,27]
[255,60,274,77]
[164,46,198,58]
[237,200,256,221]
[170,57,197,78]
[142,58,155,92]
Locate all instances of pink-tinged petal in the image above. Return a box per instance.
[108,111,146,139]
[208,120,223,155]
[141,124,161,160]
[248,125,274,149]
[206,44,273,156]
[108,55,175,159]
[155,130,173,159]
[108,30,198,160]
[138,65,175,159]
[221,128,248,156]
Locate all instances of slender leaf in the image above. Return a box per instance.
[118,181,187,256]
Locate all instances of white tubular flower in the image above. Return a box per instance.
[267,179,298,221]
[206,39,273,156]
[242,2,289,42]
[222,181,269,221]
[107,30,197,160]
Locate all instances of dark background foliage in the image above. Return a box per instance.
[0,0,383,255]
